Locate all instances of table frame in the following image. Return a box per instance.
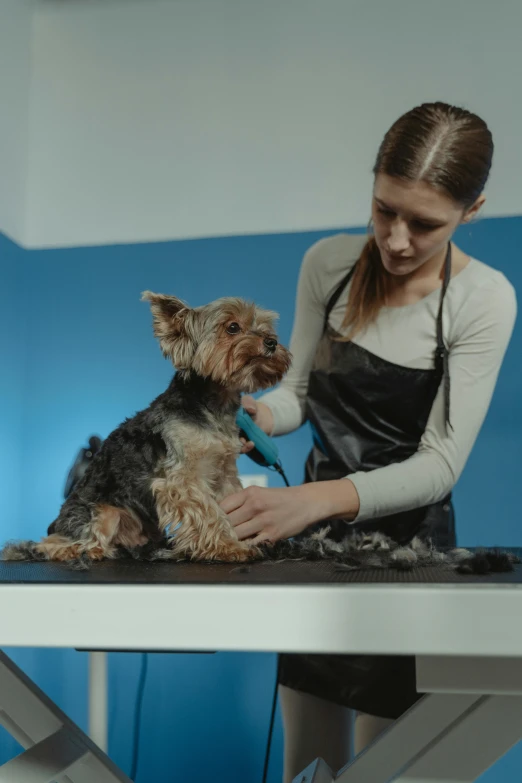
[0,580,520,782]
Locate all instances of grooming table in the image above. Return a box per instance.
[0,552,521,783]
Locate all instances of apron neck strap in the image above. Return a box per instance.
[324,267,356,331]
[324,242,452,333]
[435,242,453,433]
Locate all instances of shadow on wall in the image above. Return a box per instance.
[0,217,520,781]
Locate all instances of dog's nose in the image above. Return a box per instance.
[264,337,278,352]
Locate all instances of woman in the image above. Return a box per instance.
[220,102,517,780]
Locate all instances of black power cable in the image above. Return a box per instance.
[262,655,281,783]
[261,464,287,781]
[272,461,290,487]
[129,653,280,783]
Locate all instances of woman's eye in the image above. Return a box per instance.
[226,322,241,334]
[412,221,436,232]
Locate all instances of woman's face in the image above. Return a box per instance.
[371,174,481,276]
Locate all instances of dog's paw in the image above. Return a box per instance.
[212,542,261,563]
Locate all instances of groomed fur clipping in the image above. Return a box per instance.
[259,530,520,576]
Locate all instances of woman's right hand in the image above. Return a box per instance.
[239,395,275,455]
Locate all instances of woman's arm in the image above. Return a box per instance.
[257,235,359,435]
[222,272,516,542]
[220,479,360,544]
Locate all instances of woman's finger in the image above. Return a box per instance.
[252,531,276,546]
[241,395,257,416]
[239,436,255,454]
[227,504,256,528]
[219,490,247,515]
[234,518,262,541]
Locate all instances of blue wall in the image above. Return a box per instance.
[0,218,521,781]
[0,235,25,540]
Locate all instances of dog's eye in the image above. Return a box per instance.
[226,322,241,335]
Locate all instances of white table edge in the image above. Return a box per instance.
[0,581,520,656]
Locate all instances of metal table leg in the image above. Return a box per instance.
[291,758,335,783]
[294,656,522,783]
[0,650,131,782]
[88,652,108,753]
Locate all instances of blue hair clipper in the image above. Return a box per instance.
[236,406,290,485]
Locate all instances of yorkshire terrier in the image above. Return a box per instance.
[2,292,291,566]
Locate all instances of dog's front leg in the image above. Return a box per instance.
[214,454,244,503]
[151,474,260,562]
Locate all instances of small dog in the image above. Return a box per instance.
[2,291,291,566]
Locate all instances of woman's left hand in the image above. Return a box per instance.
[219,484,327,544]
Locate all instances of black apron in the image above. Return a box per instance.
[278,243,455,720]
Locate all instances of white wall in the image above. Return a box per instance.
[3,0,522,248]
[0,0,34,243]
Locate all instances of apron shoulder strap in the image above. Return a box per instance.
[323,266,356,331]
[435,243,453,433]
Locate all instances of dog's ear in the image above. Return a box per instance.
[141,291,196,368]
[141,291,188,320]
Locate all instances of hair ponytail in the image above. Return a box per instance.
[338,232,388,340]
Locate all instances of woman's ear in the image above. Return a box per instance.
[462,193,486,224]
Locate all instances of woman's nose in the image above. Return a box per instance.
[387,222,410,252]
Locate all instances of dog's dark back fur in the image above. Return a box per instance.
[47,372,239,543]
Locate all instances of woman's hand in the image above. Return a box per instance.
[238,395,275,455]
[219,480,360,544]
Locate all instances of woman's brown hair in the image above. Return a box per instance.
[341,102,494,338]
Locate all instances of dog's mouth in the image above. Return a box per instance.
[219,343,291,392]
[248,350,290,371]
[233,357,281,376]
[248,351,276,362]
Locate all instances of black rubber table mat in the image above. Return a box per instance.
[0,548,520,585]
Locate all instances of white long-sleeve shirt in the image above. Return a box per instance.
[259,232,517,522]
